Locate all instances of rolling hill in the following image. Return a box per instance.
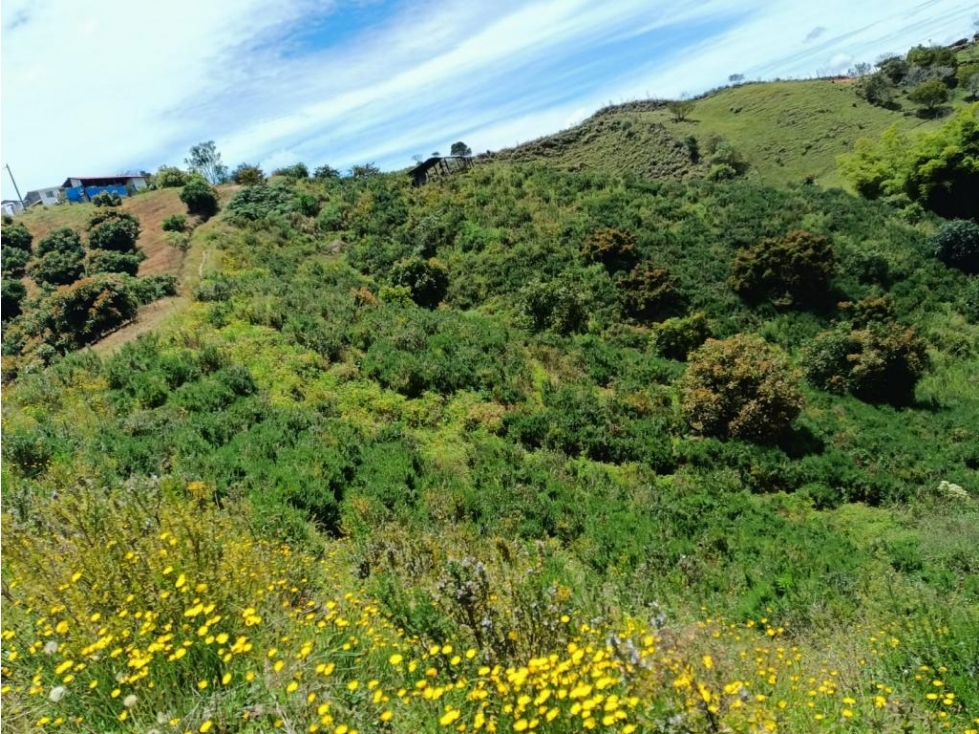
[2,37,978,734]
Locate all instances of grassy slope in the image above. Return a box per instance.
[487,106,704,180]
[489,41,978,189]
[16,186,238,279]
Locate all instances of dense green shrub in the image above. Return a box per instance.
[505,384,675,470]
[35,227,84,258]
[907,80,950,114]
[962,279,979,324]
[195,273,235,302]
[91,190,122,207]
[11,275,138,353]
[519,278,589,335]
[293,193,320,217]
[1,221,33,252]
[232,163,265,186]
[1,246,31,278]
[681,334,802,443]
[730,230,835,308]
[87,249,145,276]
[707,163,738,181]
[1,279,27,321]
[581,228,639,273]
[840,106,979,220]
[180,179,219,219]
[389,256,449,308]
[272,163,309,179]
[161,214,187,233]
[932,219,979,274]
[653,312,711,360]
[87,211,141,252]
[28,251,85,285]
[154,166,190,188]
[225,184,293,223]
[356,307,526,400]
[804,321,928,405]
[617,266,685,321]
[314,165,341,180]
[128,275,178,304]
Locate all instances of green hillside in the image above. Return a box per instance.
[490,41,979,189]
[2,41,979,734]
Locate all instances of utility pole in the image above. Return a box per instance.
[4,164,26,211]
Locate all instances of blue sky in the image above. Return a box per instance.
[1,0,975,198]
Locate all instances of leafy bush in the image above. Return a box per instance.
[35,227,84,258]
[28,251,85,285]
[1,221,32,252]
[519,278,589,335]
[128,274,178,304]
[272,163,309,178]
[1,246,31,278]
[87,249,145,276]
[932,219,979,274]
[91,190,122,207]
[907,80,950,114]
[804,321,928,405]
[617,266,685,321]
[962,279,979,324]
[180,179,219,219]
[1,279,27,321]
[225,184,293,223]
[314,164,341,180]
[294,192,320,217]
[704,136,748,175]
[87,211,141,252]
[11,275,138,353]
[730,230,835,308]
[652,312,711,359]
[272,163,309,179]
[154,166,190,188]
[164,231,191,250]
[681,334,802,443]
[581,228,639,273]
[707,163,738,181]
[162,214,187,232]
[231,163,265,186]
[859,72,895,108]
[357,307,527,400]
[389,256,449,308]
[839,106,979,220]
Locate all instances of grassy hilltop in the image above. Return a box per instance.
[490,40,978,189]
[2,39,979,734]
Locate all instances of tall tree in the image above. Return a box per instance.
[450,141,472,157]
[185,141,229,184]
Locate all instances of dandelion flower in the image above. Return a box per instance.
[48,686,67,703]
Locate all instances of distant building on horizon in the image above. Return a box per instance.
[62,174,148,203]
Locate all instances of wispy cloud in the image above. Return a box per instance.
[1,0,974,196]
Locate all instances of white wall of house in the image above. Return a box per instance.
[36,187,62,207]
[128,177,148,190]
[1,200,24,216]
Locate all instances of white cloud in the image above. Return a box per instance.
[1,0,975,197]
